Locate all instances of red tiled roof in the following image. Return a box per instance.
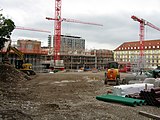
[114,39,160,51]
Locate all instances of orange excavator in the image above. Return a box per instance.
[104,61,120,85]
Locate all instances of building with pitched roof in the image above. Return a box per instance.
[114,39,160,68]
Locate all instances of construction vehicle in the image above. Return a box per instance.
[3,40,36,75]
[104,61,120,85]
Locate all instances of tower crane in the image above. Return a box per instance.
[46,0,102,69]
[131,15,160,66]
[15,26,51,33]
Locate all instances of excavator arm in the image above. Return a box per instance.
[9,46,24,60]
[3,40,36,75]
[3,40,24,62]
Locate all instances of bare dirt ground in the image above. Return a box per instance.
[0,68,160,120]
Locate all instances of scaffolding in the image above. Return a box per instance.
[0,39,114,72]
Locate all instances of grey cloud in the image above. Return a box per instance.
[61,13,160,49]
[1,0,160,50]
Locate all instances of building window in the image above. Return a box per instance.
[152,50,155,53]
[157,46,159,48]
[153,46,155,48]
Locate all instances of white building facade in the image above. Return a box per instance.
[114,39,160,68]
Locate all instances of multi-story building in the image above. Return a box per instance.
[114,39,160,68]
[61,49,113,70]
[0,39,47,72]
[0,38,114,71]
[59,35,85,53]
[91,49,114,69]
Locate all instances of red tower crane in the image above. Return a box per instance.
[131,15,160,61]
[46,0,102,63]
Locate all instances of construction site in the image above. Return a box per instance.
[1,0,160,120]
[0,37,114,72]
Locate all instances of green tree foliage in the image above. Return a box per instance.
[0,14,15,50]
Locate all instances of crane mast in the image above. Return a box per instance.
[54,0,62,61]
[47,0,102,69]
[131,15,145,57]
[131,15,160,68]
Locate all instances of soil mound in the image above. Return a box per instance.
[0,64,30,83]
[0,64,31,99]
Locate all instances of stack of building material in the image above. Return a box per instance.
[112,83,154,97]
[154,78,160,87]
[139,87,160,106]
[125,93,142,99]
[143,78,155,84]
[96,94,145,107]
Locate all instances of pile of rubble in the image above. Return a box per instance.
[0,64,30,99]
[0,64,33,119]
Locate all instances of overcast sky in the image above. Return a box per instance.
[1,0,160,50]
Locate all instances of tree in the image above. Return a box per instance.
[0,14,15,50]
